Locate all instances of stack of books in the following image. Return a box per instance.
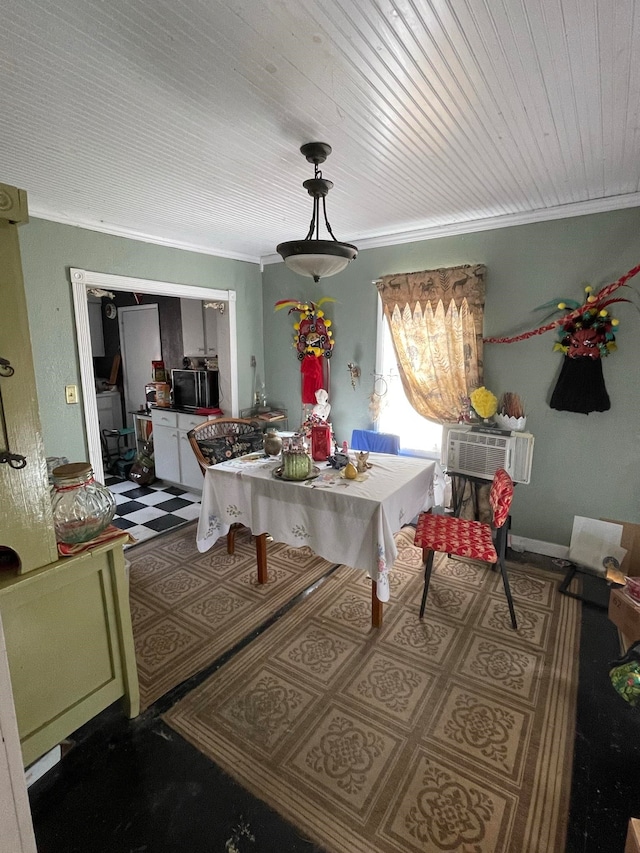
[258,411,286,422]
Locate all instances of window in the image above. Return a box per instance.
[376,308,442,456]
[374,264,486,457]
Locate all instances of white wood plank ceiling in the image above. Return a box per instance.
[2,0,639,264]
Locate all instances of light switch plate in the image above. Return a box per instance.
[65,384,78,404]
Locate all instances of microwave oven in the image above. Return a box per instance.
[171,369,219,411]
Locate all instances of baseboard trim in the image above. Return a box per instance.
[511,535,570,560]
[25,745,61,787]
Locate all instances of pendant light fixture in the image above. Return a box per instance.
[277,142,358,283]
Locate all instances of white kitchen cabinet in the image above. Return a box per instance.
[152,424,181,484]
[151,410,180,484]
[151,409,206,490]
[178,432,204,490]
[180,299,218,357]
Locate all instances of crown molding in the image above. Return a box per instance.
[261,192,640,266]
[28,209,260,265]
[27,191,640,269]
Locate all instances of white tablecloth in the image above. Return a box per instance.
[196,453,443,601]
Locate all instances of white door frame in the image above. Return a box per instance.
[70,268,238,483]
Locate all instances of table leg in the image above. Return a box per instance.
[256,533,268,584]
[371,580,383,627]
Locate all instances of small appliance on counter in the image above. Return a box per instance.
[145,382,171,408]
[172,368,219,411]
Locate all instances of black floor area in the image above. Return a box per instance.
[28,550,640,853]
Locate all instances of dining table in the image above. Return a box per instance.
[195,451,444,626]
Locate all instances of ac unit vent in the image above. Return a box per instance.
[441,424,535,484]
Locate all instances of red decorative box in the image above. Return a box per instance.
[311,424,331,461]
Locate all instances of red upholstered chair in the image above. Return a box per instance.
[414,467,518,629]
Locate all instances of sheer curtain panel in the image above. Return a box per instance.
[375,264,485,423]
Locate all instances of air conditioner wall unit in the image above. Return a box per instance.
[441,423,535,484]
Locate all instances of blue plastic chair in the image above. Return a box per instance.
[350,429,400,455]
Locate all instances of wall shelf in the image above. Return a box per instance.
[240,406,288,431]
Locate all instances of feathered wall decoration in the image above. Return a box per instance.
[274,298,336,403]
[484,263,640,414]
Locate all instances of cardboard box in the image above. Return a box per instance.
[625,818,640,853]
[609,587,640,649]
[601,519,640,577]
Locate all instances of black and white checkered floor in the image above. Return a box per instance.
[106,476,201,546]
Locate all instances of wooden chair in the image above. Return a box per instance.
[188,417,260,475]
[413,467,518,629]
[188,417,262,554]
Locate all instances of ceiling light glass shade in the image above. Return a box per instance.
[276,239,358,281]
[277,142,358,282]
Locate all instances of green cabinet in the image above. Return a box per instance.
[0,537,139,767]
[0,181,139,769]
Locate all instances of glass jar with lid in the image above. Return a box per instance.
[51,462,116,544]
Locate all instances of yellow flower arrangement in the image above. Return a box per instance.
[470,386,498,419]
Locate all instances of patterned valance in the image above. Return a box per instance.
[376,263,486,333]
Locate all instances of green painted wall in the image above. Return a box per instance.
[17,209,640,549]
[18,218,264,462]
[262,207,640,547]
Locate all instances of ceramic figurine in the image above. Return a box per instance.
[356,451,371,474]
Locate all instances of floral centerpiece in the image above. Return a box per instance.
[469,386,498,422]
[299,411,329,439]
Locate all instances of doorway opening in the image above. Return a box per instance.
[71,268,238,485]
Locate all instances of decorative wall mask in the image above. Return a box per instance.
[484,263,640,414]
[275,298,335,403]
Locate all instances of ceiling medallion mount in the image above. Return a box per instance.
[277,142,358,283]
